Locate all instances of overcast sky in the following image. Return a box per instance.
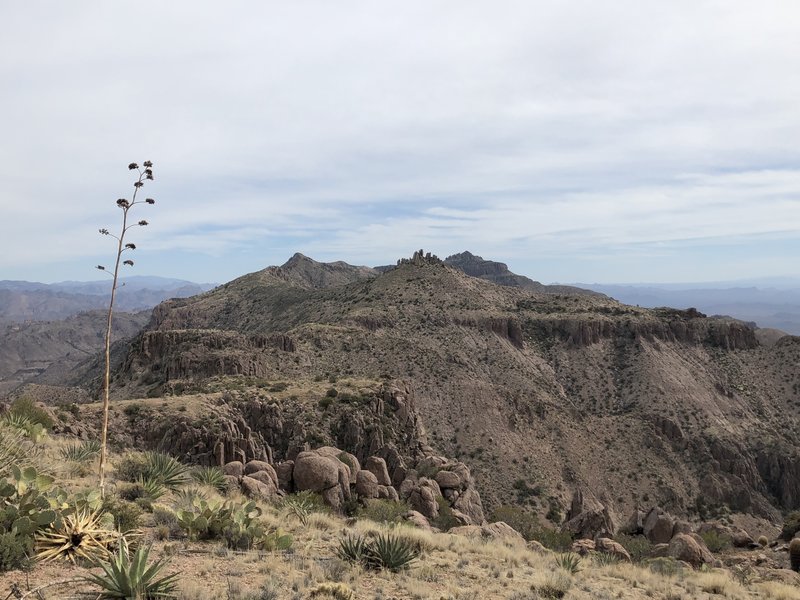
[2,1,799,285]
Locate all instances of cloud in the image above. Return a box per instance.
[1,1,799,283]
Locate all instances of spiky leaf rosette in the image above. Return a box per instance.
[84,540,179,599]
[36,509,117,564]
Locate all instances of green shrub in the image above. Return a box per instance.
[118,477,166,503]
[431,496,459,531]
[102,497,142,533]
[326,388,339,398]
[646,556,684,577]
[358,499,410,524]
[616,534,652,562]
[0,531,32,572]
[699,530,732,553]
[283,491,329,525]
[781,511,800,541]
[490,504,572,551]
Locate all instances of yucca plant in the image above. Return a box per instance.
[84,540,178,599]
[190,466,228,493]
[0,424,34,475]
[60,439,102,463]
[555,552,582,574]
[119,477,167,503]
[35,509,116,564]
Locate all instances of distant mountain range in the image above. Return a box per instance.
[0,276,216,324]
[574,282,800,335]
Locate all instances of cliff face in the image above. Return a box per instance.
[95,254,799,524]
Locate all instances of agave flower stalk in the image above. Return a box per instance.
[96,161,156,497]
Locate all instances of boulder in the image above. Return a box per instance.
[244,461,278,488]
[364,456,392,486]
[247,470,279,494]
[484,521,524,541]
[405,510,432,530]
[435,470,462,490]
[667,533,715,568]
[355,470,379,499]
[275,461,294,492]
[293,452,340,492]
[223,475,240,490]
[452,487,485,525]
[563,489,615,539]
[376,485,399,501]
[222,461,244,478]
[595,537,632,562]
[408,478,440,520]
[644,508,675,545]
[624,508,646,535]
[650,543,670,558]
[572,539,596,555]
[241,475,276,501]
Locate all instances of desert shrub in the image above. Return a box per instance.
[536,571,573,599]
[490,505,572,551]
[758,535,769,547]
[0,425,34,475]
[102,497,143,533]
[431,496,460,531]
[0,531,32,572]
[358,499,410,524]
[700,530,732,552]
[9,397,53,430]
[781,511,800,541]
[616,533,652,562]
[326,388,339,398]
[1,414,47,442]
[647,556,684,577]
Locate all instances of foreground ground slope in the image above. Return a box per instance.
[88,253,800,525]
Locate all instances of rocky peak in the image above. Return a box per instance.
[275,253,378,290]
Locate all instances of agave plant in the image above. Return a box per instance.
[190,466,228,492]
[36,509,117,564]
[337,533,419,572]
[2,414,47,442]
[60,439,102,463]
[555,552,582,574]
[141,452,188,489]
[84,540,179,599]
[0,424,36,475]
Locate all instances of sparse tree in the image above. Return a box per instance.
[96,161,156,496]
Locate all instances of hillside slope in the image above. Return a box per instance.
[92,252,799,525]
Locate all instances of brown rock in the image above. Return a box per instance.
[376,485,399,501]
[435,470,462,490]
[484,521,524,541]
[355,470,379,499]
[405,510,432,530]
[452,486,485,525]
[247,470,279,494]
[572,539,596,555]
[275,461,294,492]
[241,475,276,501]
[595,537,632,562]
[293,452,339,492]
[644,508,675,545]
[667,533,715,568]
[244,461,278,488]
[223,461,244,478]
[321,485,344,510]
[364,456,392,486]
[650,543,670,558]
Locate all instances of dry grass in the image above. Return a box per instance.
[3,433,800,600]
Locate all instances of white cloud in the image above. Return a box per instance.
[1,1,800,282]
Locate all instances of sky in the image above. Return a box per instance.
[2,1,800,285]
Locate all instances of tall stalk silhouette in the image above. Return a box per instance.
[96,161,156,496]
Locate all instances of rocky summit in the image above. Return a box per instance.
[64,250,800,529]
